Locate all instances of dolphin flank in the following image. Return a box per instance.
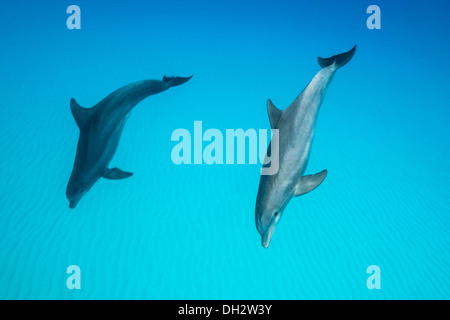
[255,46,356,248]
[66,75,192,209]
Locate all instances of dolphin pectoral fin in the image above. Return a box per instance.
[267,99,283,129]
[103,167,133,180]
[293,169,327,197]
[70,98,91,129]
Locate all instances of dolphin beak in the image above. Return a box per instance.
[69,199,79,209]
[261,225,275,248]
[260,213,282,248]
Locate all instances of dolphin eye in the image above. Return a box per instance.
[79,189,86,194]
[274,211,279,217]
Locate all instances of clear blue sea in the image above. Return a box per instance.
[1,0,449,299]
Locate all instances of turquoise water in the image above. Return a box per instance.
[1,0,449,299]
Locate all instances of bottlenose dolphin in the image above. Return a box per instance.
[255,46,356,248]
[66,75,192,209]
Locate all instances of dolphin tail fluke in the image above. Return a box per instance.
[318,45,357,69]
[163,75,193,87]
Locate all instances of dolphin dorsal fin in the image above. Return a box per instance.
[70,98,91,128]
[267,99,283,129]
[293,170,327,197]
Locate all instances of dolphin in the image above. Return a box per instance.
[66,75,192,209]
[255,46,356,248]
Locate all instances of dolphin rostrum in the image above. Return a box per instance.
[66,75,192,209]
[255,46,356,248]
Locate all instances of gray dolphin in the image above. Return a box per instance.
[255,46,356,248]
[66,75,192,209]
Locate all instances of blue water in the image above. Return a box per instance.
[1,0,449,299]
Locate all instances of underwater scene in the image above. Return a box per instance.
[0,0,449,300]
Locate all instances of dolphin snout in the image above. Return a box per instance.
[69,199,80,209]
[260,213,282,248]
[261,227,275,248]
